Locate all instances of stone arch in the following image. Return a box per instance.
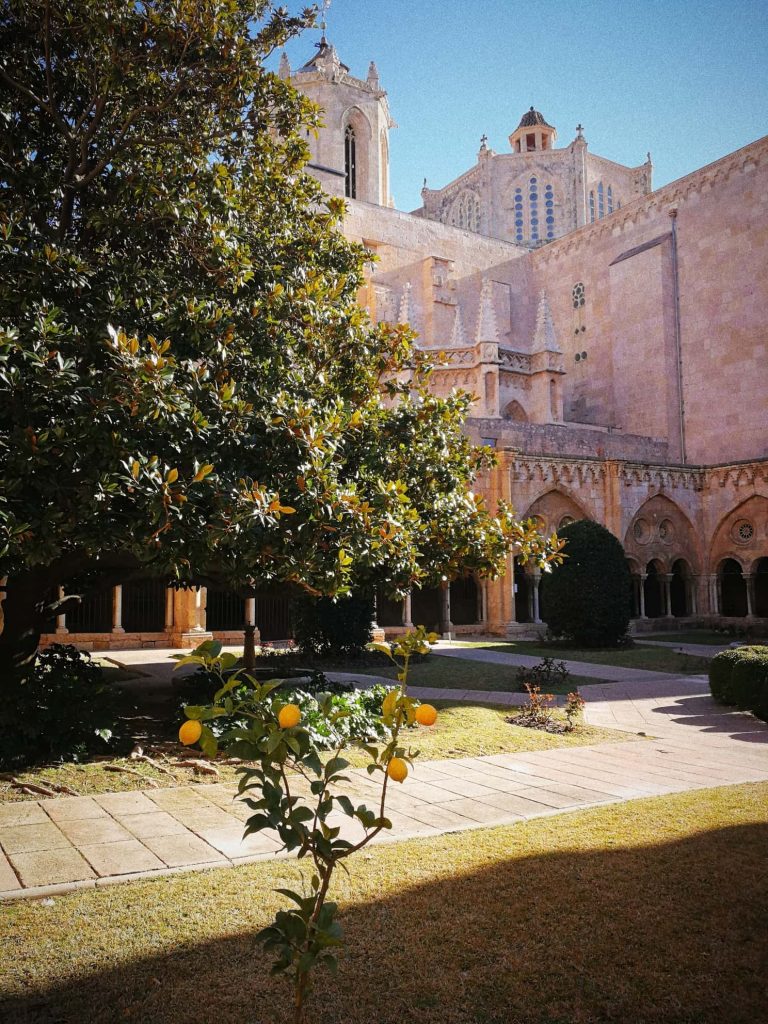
[341,106,372,202]
[719,557,748,617]
[643,558,666,618]
[449,189,481,232]
[523,488,590,536]
[379,130,389,206]
[624,494,700,579]
[670,557,693,617]
[709,495,768,574]
[502,399,528,422]
[753,556,768,618]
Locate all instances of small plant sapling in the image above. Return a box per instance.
[175,628,438,1024]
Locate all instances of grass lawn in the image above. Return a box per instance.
[372,656,599,694]
[0,704,624,802]
[1,783,765,1024]
[453,639,712,675]
[642,631,750,646]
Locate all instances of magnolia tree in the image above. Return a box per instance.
[0,0,562,681]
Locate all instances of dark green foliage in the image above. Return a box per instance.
[0,644,118,769]
[292,594,375,657]
[707,648,743,704]
[539,520,632,648]
[0,0,562,680]
[710,646,768,722]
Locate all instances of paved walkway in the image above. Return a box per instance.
[2,673,767,902]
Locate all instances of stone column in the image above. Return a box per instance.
[661,574,673,617]
[245,597,256,627]
[688,577,698,616]
[638,574,647,619]
[194,587,206,632]
[164,588,174,631]
[531,571,542,624]
[56,585,68,636]
[709,573,720,615]
[440,581,452,639]
[112,585,124,634]
[743,574,755,617]
[402,591,413,629]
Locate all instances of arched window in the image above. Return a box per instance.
[544,182,555,239]
[380,131,389,206]
[344,124,356,199]
[450,191,480,232]
[597,182,605,219]
[514,187,524,242]
[607,185,614,214]
[529,176,539,241]
[589,190,595,223]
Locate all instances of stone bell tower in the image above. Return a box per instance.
[279,33,396,207]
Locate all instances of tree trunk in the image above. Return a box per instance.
[0,574,47,682]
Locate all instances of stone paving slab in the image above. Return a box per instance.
[1,673,767,901]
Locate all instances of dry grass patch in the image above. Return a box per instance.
[0,783,765,1024]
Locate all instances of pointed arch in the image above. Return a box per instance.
[449,190,481,232]
[709,495,768,573]
[522,488,590,536]
[624,493,701,573]
[502,399,527,422]
[341,106,372,202]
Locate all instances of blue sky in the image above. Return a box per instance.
[274,0,768,211]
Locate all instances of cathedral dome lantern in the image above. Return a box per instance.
[509,107,557,153]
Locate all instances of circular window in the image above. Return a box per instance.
[733,519,755,543]
[633,518,651,543]
[658,519,674,542]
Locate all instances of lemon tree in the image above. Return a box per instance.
[176,628,438,1024]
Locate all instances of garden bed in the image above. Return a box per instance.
[0,703,624,801]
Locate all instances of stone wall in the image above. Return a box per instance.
[530,135,768,464]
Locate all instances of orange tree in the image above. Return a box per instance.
[0,0,562,681]
[178,628,442,1024]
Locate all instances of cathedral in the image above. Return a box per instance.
[41,33,768,649]
[279,33,768,636]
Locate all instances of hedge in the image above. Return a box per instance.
[708,645,768,722]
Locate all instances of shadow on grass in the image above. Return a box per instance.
[2,820,767,1024]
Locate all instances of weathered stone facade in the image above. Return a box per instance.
[40,42,768,649]
[308,45,768,637]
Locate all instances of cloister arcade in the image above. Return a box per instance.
[36,491,768,649]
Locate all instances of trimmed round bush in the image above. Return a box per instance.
[292,593,375,657]
[708,648,744,705]
[709,645,768,722]
[539,519,632,648]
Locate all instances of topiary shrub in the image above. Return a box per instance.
[0,644,118,769]
[709,645,768,722]
[539,519,632,648]
[292,593,375,657]
[708,648,743,705]
[730,646,768,722]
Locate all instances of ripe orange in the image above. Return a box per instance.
[387,757,408,783]
[415,703,438,727]
[278,703,301,729]
[178,719,203,746]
